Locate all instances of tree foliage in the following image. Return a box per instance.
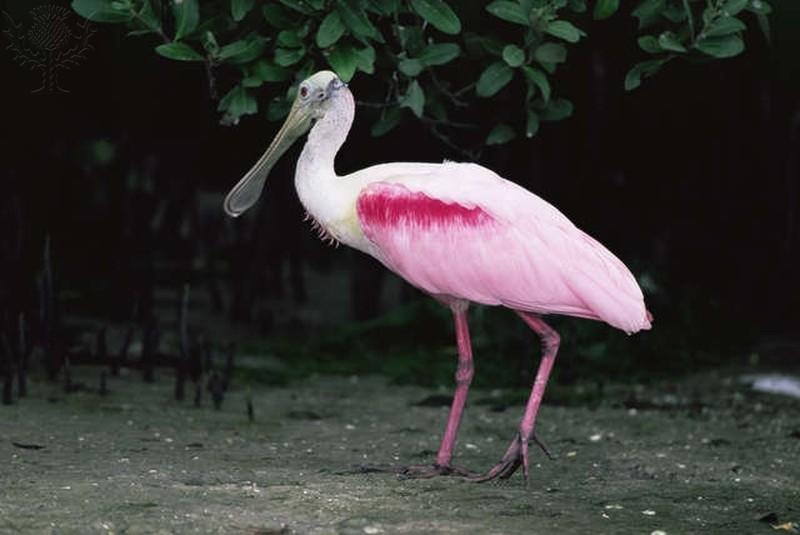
[71,0,771,148]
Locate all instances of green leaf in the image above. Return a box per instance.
[658,31,686,52]
[476,62,514,97]
[262,4,293,27]
[316,11,346,47]
[218,85,258,125]
[219,37,267,64]
[337,0,383,41]
[401,80,425,117]
[502,45,525,67]
[521,66,550,103]
[545,20,585,43]
[275,45,307,66]
[534,42,567,64]
[723,0,748,16]
[632,0,665,29]
[135,0,161,32]
[174,0,199,40]
[695,35,744,58]
[72,0,132,22]
[637,35,661,53]
[486,123,516,145]
[568,0,587,13]
[202,31,220,55]
[409,0,461,34]
[242,75,263,88]
[279,0,313,15]
[526,110,540,137]
[705,16,746,37]
[398,58,424,76]
[231,0,255,22]
[539,98,573,121]
[252,60,291,82]
[278,30,302,47]
[266,101,290,123]
[218,40,248,59]
[398,26,426,55]
[754,12,770,43]
[371,107,403,137]
[327,44,359,81]
[366,0,397,16]
[661,3,687,22]
[155,42,204,61]
[485,1,528,25]
[267,98,291,121]
[355,46,376,73]
[128,28,154,36]
[469,35,504,57]
[593,0,619,20]
[746,0,772,15]
[624,58,667,90]
[418,43,460,66]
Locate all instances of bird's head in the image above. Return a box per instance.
[223,70,348,218]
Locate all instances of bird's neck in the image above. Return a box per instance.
[296,89,355,182]
[295,89,358,243]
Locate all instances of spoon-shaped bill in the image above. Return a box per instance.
[223,101,312,218]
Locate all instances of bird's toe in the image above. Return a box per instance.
[398,463,476,479]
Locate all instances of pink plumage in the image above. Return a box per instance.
[356,164,651,335]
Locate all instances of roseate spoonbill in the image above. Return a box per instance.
[224,70,652,482]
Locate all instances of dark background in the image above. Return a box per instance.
[1,0,798,389]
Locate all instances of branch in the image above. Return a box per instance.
[126,4,221,100]
[682,0,696,41]
[419,116,477,130]
[129,5,169,44]
[430,70,469,108]
[454,82,476,98]
[428,124,481,162]
[204,58,218,100]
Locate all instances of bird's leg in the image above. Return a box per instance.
[401,303,476,478]
[473,312,560,483]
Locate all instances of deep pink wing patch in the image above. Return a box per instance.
[356,181,508,306]
[356,182,492,230]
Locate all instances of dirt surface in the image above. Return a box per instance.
[2,367,799,534]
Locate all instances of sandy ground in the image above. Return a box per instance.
[1,367,799,534]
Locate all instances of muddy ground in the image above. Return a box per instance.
[2,365,799,534]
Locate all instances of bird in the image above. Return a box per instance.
[223,70,652,482]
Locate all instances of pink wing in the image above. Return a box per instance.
[355,163,651,334]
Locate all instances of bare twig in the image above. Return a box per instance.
[419,116,477,130]
[430,71,469,108]
[429,124,481,162]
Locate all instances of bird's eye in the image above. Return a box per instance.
[299,86,309,99]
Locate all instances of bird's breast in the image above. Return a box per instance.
[296,175,372,251]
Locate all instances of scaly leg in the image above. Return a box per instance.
[401,302,476,478]
[472,311,560,483]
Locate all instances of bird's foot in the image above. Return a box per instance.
[470,431,555,483]
[398,463,477,479]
